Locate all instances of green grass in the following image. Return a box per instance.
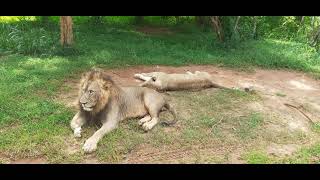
[235,112,264,139]
[312,123,320,134]
[0,19,319,74]
[173,89,263,145]
[275,92,286,97]
[243,143,320,164]
[0,16,36,23]
[244,151,271,164]
[287,141,320,163]
[1,19,320,163]
[242,125,320,164]
[241,129,318,164]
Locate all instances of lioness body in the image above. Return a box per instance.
[70,69,176,153]
[134,71,227,91]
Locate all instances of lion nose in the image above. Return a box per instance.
[80,100,87,105]
[80,96,88,104]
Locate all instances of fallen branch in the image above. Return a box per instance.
[284,103,314,124]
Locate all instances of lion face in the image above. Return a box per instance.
[79,81,102,111]
[78,69,114,113]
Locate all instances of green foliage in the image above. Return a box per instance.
[244,151,271,164]
[88,16,104,25]
[0,17,319,75]
[0,23,58,55]
[1,16,318,46]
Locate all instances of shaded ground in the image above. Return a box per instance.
[50,65,320,164]
[136,26,173,35]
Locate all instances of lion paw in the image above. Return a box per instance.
[74,127,82,138]
[142,120,157,131]
[83,139,97,153]
[138,116,151,126]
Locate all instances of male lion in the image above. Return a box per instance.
[70,69,177,153]
[134,71,228,91]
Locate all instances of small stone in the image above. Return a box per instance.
[244,86,254,92]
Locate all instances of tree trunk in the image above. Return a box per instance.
[196,16,206,26]
[233,16,241,34]
[310,25,320,47]
[252,16,257,39]
[300,16,305,24]
[210,16,224,42]
[135,16,144,24]
[311,16,315,29]
[175,16,180,23]
[60,16,73,47]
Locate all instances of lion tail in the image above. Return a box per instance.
[160,102,177,126]
[209,80,229,89]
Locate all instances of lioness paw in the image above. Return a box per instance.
[74,127,82,138]
[83,139,97,153]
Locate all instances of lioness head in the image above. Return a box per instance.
[78,69,115,114]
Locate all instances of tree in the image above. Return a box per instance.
[308,17,320,49]
[210,16,224,42]
[310,25,320,48]
[311,16,315,28]
[60,16,73,47]
[40,16,49,25]
[90,16,104,25]
[252,16,258,39]
[175,16,180,23]
[233,16,241,34]
[195,16,211,27]
[300,16,305,24]
[135,16,144,24]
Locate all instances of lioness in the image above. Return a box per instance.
[70,69,176,153]
[134,71,227,91]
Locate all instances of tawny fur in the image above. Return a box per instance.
[70,69,176,153]
[134,71,228,91]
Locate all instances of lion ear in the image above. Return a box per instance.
[102,80,113,89]
[100,74,114,90]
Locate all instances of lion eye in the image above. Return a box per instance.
[89,90,94,94]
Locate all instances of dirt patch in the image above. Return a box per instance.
[122,143,229,164]
[83,154,100,164]
[266,143,300,157]
[10,158,47,164]
[0,152,47,164]
[56,65,320,163]
[228,149,246,164]
[64,135,82,155]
